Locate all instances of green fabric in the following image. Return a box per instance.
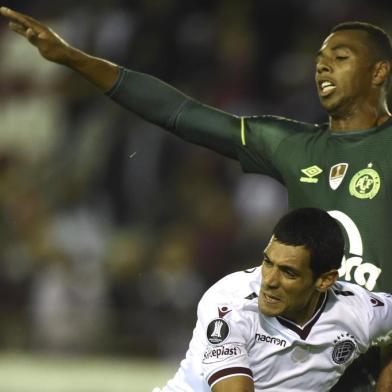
[238,115,392,292]
[107,66,392,292]
[106,67,240,158]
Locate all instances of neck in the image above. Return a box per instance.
[329,100,391,132]
[285,292,325,327]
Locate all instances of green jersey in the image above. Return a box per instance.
[108,67,392,292]
[237,115,392,292]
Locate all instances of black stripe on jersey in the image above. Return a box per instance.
[208,367,253,387]
[276,292,328,340]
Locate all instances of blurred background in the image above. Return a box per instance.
[0,0,391,391]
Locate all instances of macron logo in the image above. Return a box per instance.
[255,333,286,347]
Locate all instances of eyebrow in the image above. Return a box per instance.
[316,44,352,58]
[263,252,301,275]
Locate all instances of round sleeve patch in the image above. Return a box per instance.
[207,318,230,344]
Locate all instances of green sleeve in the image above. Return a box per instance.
[106,67,241,159]
[237,116,320,182]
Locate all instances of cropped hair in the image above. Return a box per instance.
[272,208,344,279]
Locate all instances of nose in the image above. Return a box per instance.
[263,266,280,289]
[316,60,332,74]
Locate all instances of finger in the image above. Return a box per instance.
[9,21,27,36]
[0,7,43,31]
[1,7,30,29]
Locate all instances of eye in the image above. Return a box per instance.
[263,258,272,267]
[336,56,348,61]
[283,269,297,278]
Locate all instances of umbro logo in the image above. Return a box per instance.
[300,165,323,183]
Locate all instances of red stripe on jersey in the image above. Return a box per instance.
[208,367,253,386]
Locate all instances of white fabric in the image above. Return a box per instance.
[154,267,392,391]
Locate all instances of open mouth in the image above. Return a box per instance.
[318,80,336,97]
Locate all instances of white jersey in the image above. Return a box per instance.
[154,267,392,392]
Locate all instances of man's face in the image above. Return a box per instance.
[315,29,375,116]
[259,237,319,323]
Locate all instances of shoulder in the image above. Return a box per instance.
[244,115,321,134]
[241,115,325,154]
[327,282,374,342]
[199,267,261,312]
[331,281,389,309]
[331,281,368,300]
[332,282,392,346]
[197,269,260,349]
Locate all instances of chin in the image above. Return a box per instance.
[320,95,347,117]
[259,301,282,318]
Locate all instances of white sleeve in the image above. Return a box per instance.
[366,291,392,345]
[197,290,253,389]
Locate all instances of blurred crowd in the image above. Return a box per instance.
[0,0,390,360]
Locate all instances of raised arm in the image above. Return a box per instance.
[0,7,241,158]
[0,7,118,91]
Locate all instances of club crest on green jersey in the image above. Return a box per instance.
[329,163,348,190]
[300,165,323,183]
[349,163,380,200]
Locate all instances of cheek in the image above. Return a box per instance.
[341,65,371,90]
[284,282,311,304]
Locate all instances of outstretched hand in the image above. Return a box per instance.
[0,6,74,64]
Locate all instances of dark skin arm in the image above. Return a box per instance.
[0,6,241,159]
[0,7,118,91]
[212,375,254,392]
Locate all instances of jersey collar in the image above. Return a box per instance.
[276,292,328,340]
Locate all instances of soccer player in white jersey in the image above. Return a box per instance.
[154,208,392,392]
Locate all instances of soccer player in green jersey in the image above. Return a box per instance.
[1,6,391,391]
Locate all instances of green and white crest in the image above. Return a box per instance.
[349,163,380,199]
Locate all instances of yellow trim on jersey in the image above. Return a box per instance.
[241,117,246,146]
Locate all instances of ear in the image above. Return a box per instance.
[315,270,338,292]
[373,60,391,86]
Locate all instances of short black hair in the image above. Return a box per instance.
[331,21,392,62]
[272,208,344,278]
[330,21,392,65]
[331,21,392,89]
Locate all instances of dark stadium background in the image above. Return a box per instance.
[0,0,390,390]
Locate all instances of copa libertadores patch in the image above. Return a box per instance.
[207,318,230,344]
